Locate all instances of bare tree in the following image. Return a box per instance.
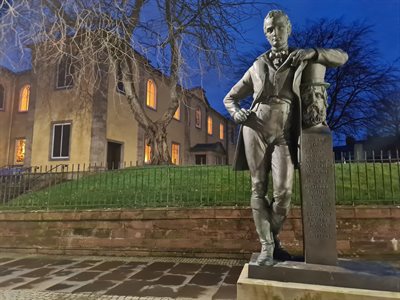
[369,91,400,138]
[0,0,266,164]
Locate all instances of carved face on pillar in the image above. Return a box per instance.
[301,84,328,128]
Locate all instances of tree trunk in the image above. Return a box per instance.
[146,124,171,165]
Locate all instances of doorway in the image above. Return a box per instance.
[195,154,206,165]
[107,142,122,170]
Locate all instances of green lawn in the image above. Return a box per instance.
[2,163,399,210]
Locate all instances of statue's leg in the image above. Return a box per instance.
[242,126,274,266]
[270,144,294,260]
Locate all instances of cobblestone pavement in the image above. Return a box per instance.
[0,254,246,300]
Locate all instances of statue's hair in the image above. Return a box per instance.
[264,10,292,36]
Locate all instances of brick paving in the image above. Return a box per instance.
[0,254,246,299]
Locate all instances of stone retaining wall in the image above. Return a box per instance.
[0,206,398,259]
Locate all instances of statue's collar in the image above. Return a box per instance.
[259,47,296,70]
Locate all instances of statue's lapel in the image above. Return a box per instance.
[293,60,308,99]
[253,52,270,102]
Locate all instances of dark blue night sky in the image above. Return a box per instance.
[203,0,400,116]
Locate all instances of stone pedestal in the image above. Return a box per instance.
[239,264,400,300]
[300,125,337,265]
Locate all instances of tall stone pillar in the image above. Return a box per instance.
[299,63,337,265]
[300,126,337,265]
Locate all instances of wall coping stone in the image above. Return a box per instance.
[0,206,398,221]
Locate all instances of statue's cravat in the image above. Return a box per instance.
[269,50,288,69]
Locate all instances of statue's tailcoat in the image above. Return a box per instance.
[224,48,348,170]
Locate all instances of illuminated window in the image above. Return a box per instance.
[195,107,201,128]
[173,104,180,120]
[219,123,224,140]
[56,56,74,88]
[171,143,180,165]
[0,84,4,110]
[146,79,157,109]
[15,138,26,164]
[52,123,71,159]
[19,85,30,112]
[144,143,152,164]
[207,116,213,135]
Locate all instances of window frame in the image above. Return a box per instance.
[0,84,4,111]
[14,138,26,164]
[18,84,30,112]
[195,107,202,129]
[56,56,74,89]
[116,64,126,95]
[146,79,157,110]
[51,122,72,160]
[171,142,180,165]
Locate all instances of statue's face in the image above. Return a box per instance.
[265,16,289,49]
[302,85,328,127]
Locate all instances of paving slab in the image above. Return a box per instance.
[0,253,245,299]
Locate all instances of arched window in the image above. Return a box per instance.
[19,85,30,112]
[219,123,224,140]
[207,116,213,135]
[146,79,157,109]
[195,107,202,128]
[0,84,4,110]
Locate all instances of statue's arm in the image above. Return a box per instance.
[315,48,349,68]
[223,68,254,119]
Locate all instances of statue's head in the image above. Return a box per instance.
[263,10,292,50]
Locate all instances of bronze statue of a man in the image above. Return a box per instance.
[224,10,348,266]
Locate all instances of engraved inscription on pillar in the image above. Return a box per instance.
[300,127,337,266]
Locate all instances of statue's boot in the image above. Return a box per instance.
[267,196,298,261]
[273,233,293,261]
[269,204,305,262]
[252,208,274,266]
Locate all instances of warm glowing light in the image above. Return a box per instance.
[144,144,152,163]
[173,104,180,120]
[15,139,26,163]
[219,123,224,140]
[19,85,30,112]
[207,116,213,135]
[171,143,180,165]
[146,79,157,109]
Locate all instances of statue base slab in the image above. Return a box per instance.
[238,263,400,300]
[245,253,399,293]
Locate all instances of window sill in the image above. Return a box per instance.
[55,85,74,90]
[146,105,157,111]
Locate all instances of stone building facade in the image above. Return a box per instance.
[0,59,236,169]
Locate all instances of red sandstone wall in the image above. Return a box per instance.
[0,206,398,259]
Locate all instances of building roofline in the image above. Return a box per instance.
[0,65,32,76]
